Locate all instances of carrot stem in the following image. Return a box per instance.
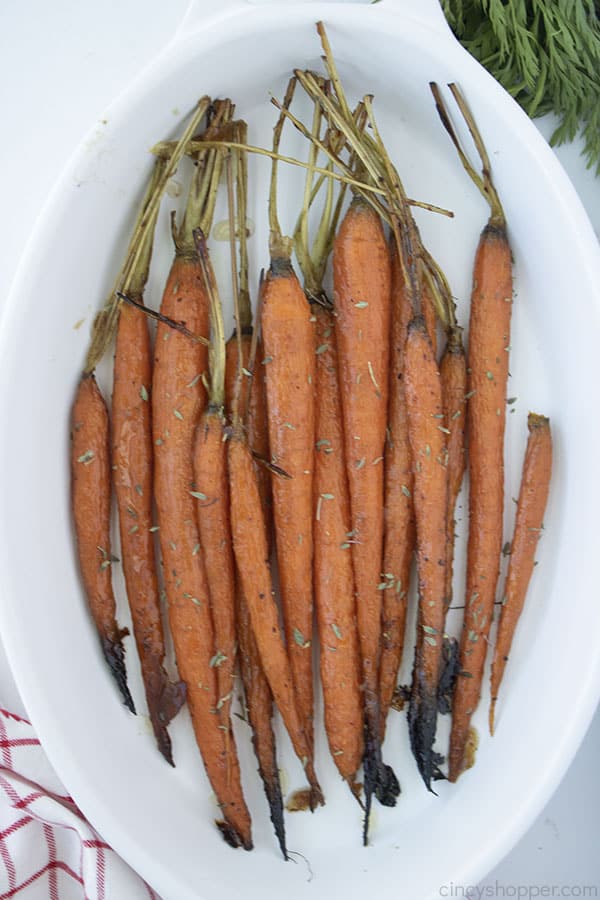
[85,97,211,372]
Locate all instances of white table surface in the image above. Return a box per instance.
[1,1,599,896]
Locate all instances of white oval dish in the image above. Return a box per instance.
[1,2,600,899]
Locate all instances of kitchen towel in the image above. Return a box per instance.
[0,707,159,899]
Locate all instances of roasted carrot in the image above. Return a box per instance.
[404,315,449,791]
[261,80,316,749]
[440,324,467,611]
[224,335,270,509]
[421,280,438,359]
[228,433,323,809]
[112,159,185,765]
[235,586,287,857]
[489,413,552,735]
[286,94,364,793]
[71,373,135,712]
[223,125,270,524]
[379,242,414,737]
[260,258,315,742]
[192,231,237,730]
[153,105,252,849]
[431,82,513,781]
[312,304,364,789]
[75,101,211,729]
[333,193,399,827]
[220,140,288,854]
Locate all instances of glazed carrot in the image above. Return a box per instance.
[489,413,552,735]
[431,82,513,781]
[404,315,449,791]
[71,373,135,713]
[379,242,414,737]
[313,305,364,789]
[333,193,399,822]
[261,80,316,749]
[440,324,467,610]
[192,232,237,730]
[153,108,252,849]
[112,159,185,765]
[228,433,323,809]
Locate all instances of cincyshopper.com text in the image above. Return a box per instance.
[439,883,598,898]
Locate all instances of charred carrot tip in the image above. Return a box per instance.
[263,780,288,860]
[215,820,254,852]
[101,634,136,714]
[150,679,186,766]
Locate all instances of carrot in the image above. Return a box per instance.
[74,100,211,738]
[379,242,414,737]
[219,140,288,854]
[403,315,449,791]
[489,413,552,735]
[431,82,513,782]
[313,304,364,790]
[260,259,315,741]
[192,231,237,731]
[224,335,270,508]
[223,124,271,525]
[333,193,399,826]
[260,80,316,749]
[285,93,365,793]
[235,586,287,857]
[421,279,438,359]
[71,372,135,712]
[440,324,467,611]
[228,434,323,809]
[112,159,185,765]
[153,105,252,849]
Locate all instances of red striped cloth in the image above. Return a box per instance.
[0,708,160,899]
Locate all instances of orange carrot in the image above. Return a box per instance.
[379,242,414,737]
[431,82,513,781]
[260,257,315,745]
[261,81,316,749]
[440,324,467,610]
[223,121,271,527]
[225,328,286,852]
[224,140,288,854]
[333,194,399,824]
[192,233,237,731]
[153,121,252,847]
[112,160,185,765]
[236,586,287,857]
[71,373,134,712]
[421,279,438,359]
[404,315,449,791]
[489,413,552,735]
[313,304,364,789]
[228,433,323,809]
[224,333,270,521]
